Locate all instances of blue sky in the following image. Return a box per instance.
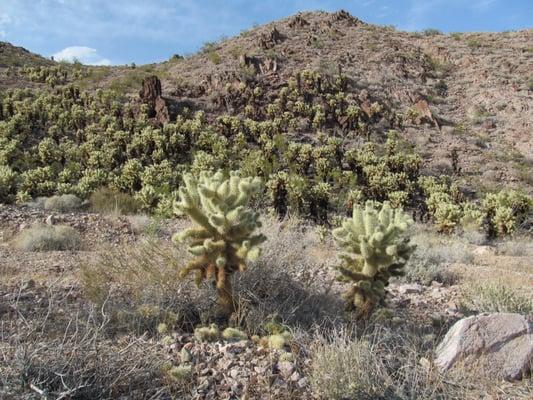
[0,0,531,65]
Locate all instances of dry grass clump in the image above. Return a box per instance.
[233,215,343,334]
[0,286,185,400]
[496,236,533,257]
[43,194,83,211]
[89,187,139,215]
[308,326,460,400]
[460,281,533,315]
[28,194,84,211]
[126,214,157,235]
[13,223,81,251]
[81,238,212,334]
[403,228,468,285]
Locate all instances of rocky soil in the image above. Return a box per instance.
[1,203,532,398]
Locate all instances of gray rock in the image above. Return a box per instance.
[435,313,532,381]
[277,361,295,379]
[398,283,424,294]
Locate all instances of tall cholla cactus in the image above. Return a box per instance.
[173,170,266,316]
[332,201,415,317]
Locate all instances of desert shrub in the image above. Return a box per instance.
[460,281,533,315]
[126,214,162,236]
[90,187,140,215]
[332,201,415,317]
[403,231,464,285]
[310,331,385,399]
[235,251,343,334]
[173,170,266,316]
[422,28,442,36]
[1,290,182,400]
[13,223,81,251]
[42,194,83,211]
[496,236,533,257]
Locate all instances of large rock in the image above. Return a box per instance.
[435,313,532,381]
[138,75,172,124]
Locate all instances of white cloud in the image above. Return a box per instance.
[0,13,12,25]
[52,46,111,65]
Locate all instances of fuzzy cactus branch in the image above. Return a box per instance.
[173,170,266,316]
[332,201,415,317]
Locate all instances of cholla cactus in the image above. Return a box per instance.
[0,165,17,203]
[267,171,288,218]
[332,201,415,317]
[482,190,532,236]
[173,170,266,316]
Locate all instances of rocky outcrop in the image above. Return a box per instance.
[259,26,284,50]
[435,313,533,381]
[288,14,309,29]
[139,75,173,124]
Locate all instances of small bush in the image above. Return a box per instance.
[496,237,533,257]
[422,28,442,36]
[13,224,82,251]
[126,214,161,236]
[43,194,83,211]
[403,230,467,285]
[310,332,386,399]
[467,38,481,49]
[90,188,140,215]
[206,50,221,65]
[460,281,533,315]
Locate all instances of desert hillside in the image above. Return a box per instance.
[1,11,532,193]
[1,10,532,400]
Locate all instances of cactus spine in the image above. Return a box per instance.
[173,170,266,316]
[332,201,415,317]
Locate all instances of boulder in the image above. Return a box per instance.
[435,313,532,381]
[138,75,172,124]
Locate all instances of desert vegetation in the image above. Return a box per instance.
[0,9,532,400]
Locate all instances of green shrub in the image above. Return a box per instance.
[13,223,81,251]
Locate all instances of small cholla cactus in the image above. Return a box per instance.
[267,171,289,219]
[332,201,415,318]
[0,165,17,203]
[173,170,266,316]
[482,190,532,236]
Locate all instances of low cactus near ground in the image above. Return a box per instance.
[332,201,415,317]
[173,170,266,316]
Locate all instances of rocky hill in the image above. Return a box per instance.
[0,41,53,67]
[5,11,531,192]
[159,11,532,193]
[0,10,532,213]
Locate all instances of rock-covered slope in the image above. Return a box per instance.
[0,42,53,67]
